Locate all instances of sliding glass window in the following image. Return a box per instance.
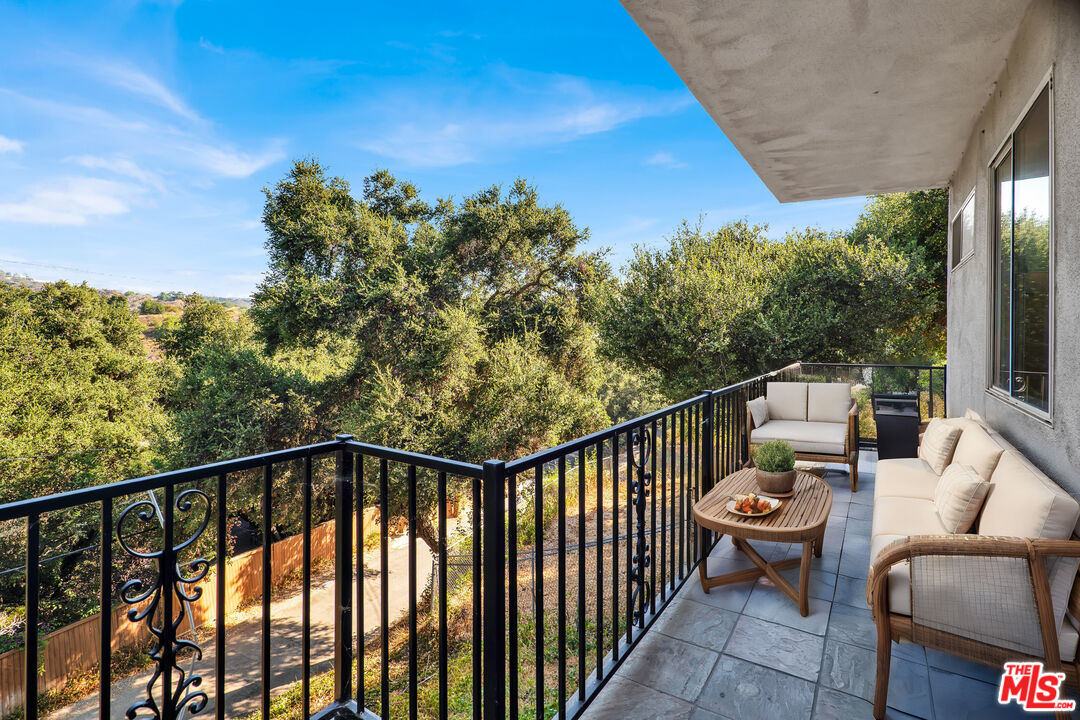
[992,82,1051,414]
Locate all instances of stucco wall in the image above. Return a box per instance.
[946,0,1080,493]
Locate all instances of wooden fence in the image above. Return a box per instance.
[0,508,380,717]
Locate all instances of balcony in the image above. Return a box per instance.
[0,362,967,720]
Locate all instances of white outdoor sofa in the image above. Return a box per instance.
[746,381,859,491]
[867,412,1080,719]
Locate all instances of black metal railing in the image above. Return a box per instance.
[0,360,937,720]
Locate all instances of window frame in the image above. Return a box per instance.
[984,68,1055,423]
[949,186,975,271]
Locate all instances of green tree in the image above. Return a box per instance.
[251,160,611,551]
[602,220,934,400]
[0,282,172,628]
[156,293,250,362]
[847,189,948,359]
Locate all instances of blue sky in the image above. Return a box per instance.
[0,0,866,298]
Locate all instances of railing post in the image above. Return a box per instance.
[701,392,715,557]
[481,460,507,719]
[334,434,355,707]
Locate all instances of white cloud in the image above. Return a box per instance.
[0,136,23,154]
[66,155,165,191]
[0,177,145,226]
[358,69,694,167]
[644,151,687,169]
[87,60,201,123]
[199,37,225,54]
[183,142,286,178]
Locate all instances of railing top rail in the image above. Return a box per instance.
[799,362,945,370]
[0,440,345,522]
[339,439,484,478]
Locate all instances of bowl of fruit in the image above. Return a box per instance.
[725,492,781,517]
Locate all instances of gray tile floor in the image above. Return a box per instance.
[581,453,1038,720]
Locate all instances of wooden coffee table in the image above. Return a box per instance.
[693,468,832,617]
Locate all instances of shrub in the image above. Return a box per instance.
[139,298,167,314]
[754,439,795,473]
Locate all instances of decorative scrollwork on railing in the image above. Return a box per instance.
[629,427,653,628]
[117,489,211,720]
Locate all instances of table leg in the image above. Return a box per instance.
[799,541,813,616]
[698,538,800,594]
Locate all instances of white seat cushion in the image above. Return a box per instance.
[750,419,845,455]
[951,424,1005,481]
[875,458,941,501]
[807,383,851,423]
[766,382,807,421]
[872,496,949,538]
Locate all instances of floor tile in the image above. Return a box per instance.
[923,647,1001,684]
[826,603,877,650]
[928,668,1031,719]
[891,639,926,665]
[679,571,754,614]
[832,574,868,609]
[848,502,873,520]
[696,654,816,719]
[618,631,718,701]
[723,614,824,682]
[812,686,922,720]
[652,597,738,651]
[579,677,695,720]
[743,582,831,635]
[819,640,933,718]
[774,568,837,602]
[838,546,871,579]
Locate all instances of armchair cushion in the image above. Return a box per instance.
[951,424,1004,481]
[765,382,807,421]
[807,382,852,423]
[750,420,846,455]
[933,464,989,533]
[747,396,769,427]
[918,418,962,474]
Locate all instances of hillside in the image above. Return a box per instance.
[0,268,252,311]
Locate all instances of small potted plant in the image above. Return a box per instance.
[753,439,797,496]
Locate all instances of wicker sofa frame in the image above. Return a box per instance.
[868,534,1080,720]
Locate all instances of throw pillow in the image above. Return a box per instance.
[934,464,989,533]
[747,396,769,427]
[919,417,963,475]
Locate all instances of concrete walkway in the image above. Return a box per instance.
[49,532,439,719]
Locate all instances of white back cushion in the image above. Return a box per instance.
[747,396,769,427]
[766,382,807,421]
[981,451,1080,540]
[952,424,1005,481]
[807,383,852,423]
[919,418,962,475]
[934,464,989,533]
[980,451,1080,638]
